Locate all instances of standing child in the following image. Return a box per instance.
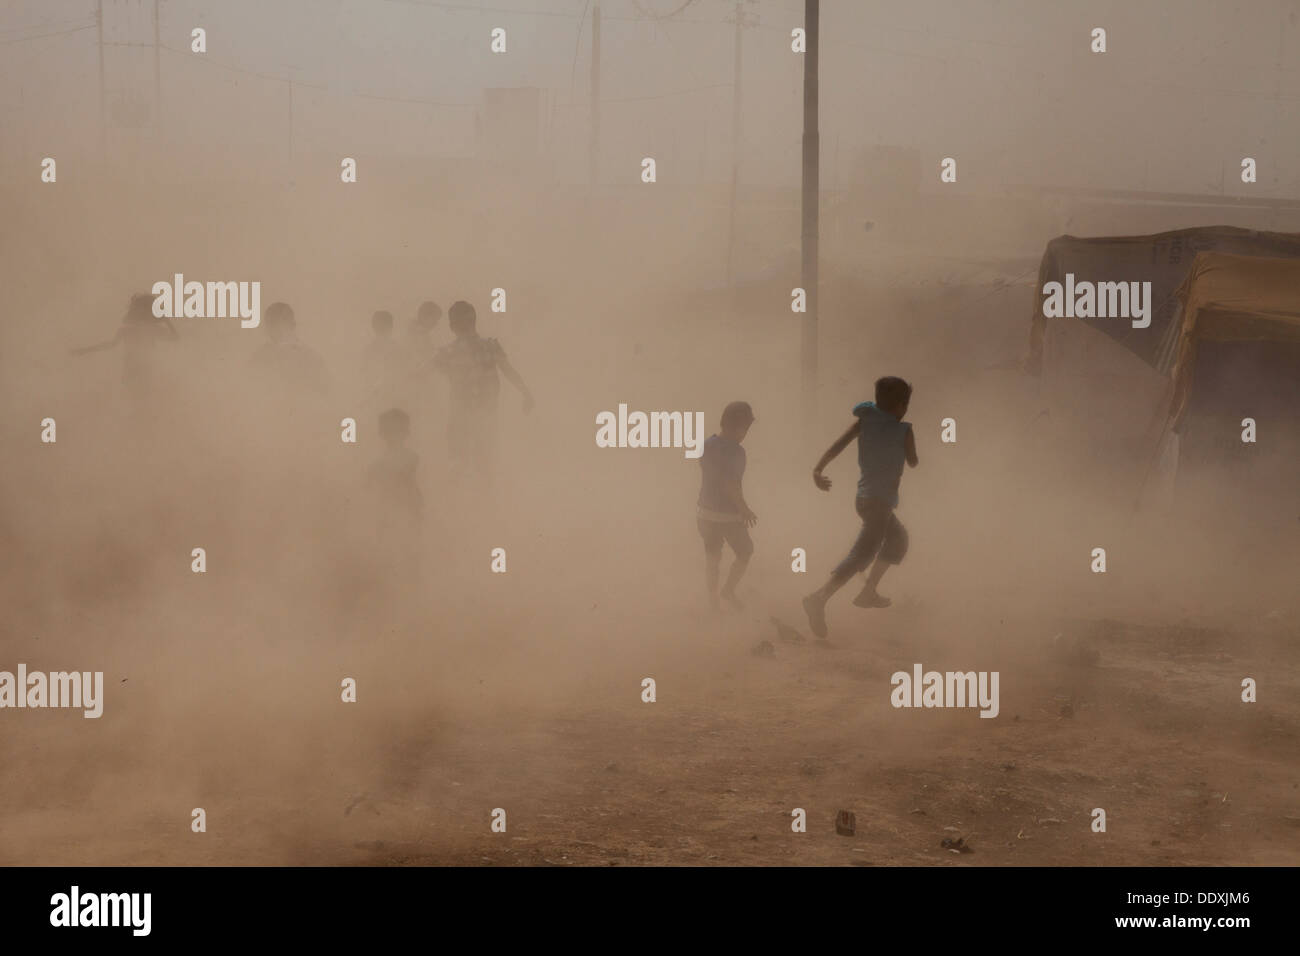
[404,301,443,380]
[249,301,330,395]
[696,401,757,610]
[802,377,917,638]
[431,300,532,482]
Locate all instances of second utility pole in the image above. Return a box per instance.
[589,1,601,187]
[800,0,820,428]
[725,1,749,287]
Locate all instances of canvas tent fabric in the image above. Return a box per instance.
[1165,252,1300,431]
[1133,251,1300,506]
[1027,226,1300,375]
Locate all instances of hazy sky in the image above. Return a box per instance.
[3,0,1298,193]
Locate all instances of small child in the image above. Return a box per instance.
[802,376,917,638]
[367,407,423,521]
[696,401,757,610]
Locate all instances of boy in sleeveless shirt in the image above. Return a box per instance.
[802,377,918,639]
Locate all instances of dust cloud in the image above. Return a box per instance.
[1,0,1297,866]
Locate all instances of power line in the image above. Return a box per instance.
[378,0,717,25]
[628,0,699,19]
[380,0,592,18]
[0,15,97,37]
[0,21,96,45]
[159,43,326,88]
[548,80,731,107]
[601,81,731,104]
[351,89,476,107]
[160,42,481,108]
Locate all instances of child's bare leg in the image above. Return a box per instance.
[852,558,892,607]
[854,512,906,608]
[698,520,726,610]
[720,555,749,608]
[704,550,722,608]
[719,525,753,609]
[811,568,853,603]
[803,502,890,636]
[802,568,852,637]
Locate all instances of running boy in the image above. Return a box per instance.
[802,376,917,638]
[696,401,757,610]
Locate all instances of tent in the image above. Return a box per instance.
[1027,226,1300,375]
[1137,252,1300,501]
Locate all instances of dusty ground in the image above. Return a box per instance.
[3,508,1296,867]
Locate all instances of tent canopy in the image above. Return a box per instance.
[1028,226,1300,374]
[1133,251,1300,506]
[1167,252,1300,429]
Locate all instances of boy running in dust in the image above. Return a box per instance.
[431,300,532,480]
[802,376,917,638]
[70,292,177,400]
[697,401,757,611]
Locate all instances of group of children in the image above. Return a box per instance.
[73,292,533,522]
[362,299,533,512]
[76,292,917,637]
[696,376,918,638]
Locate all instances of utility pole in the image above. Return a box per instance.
[285,65,299,187]
[153,0,161,132]
[725,1,755,287]
[800,0,820,427]
[97,0,106,151]
[589,1,601,188]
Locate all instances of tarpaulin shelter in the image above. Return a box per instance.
[1027,226,1300,376]
[1136,252,1300,500]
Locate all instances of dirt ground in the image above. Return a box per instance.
[4,585,1297,867]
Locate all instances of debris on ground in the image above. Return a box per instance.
[770,616,806,644]
[941,836,974,853]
